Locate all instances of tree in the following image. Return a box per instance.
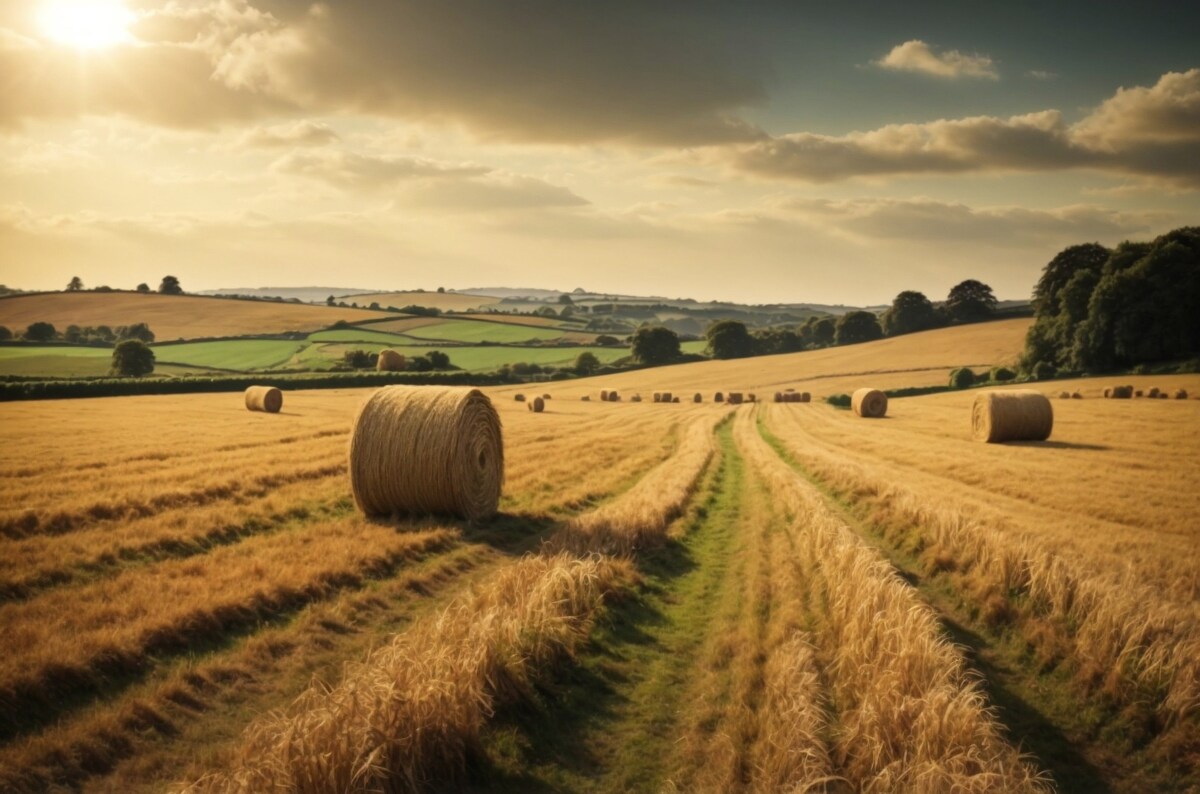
[67,276,83,291]
[754,327,802,355]
[574,351,601,375]
[705,320,756,359]
[811,317,836,347]
[326,295,336,306]
[159,275,183,295]
[427,350,451,369]
[24,322,56,342]
[64,325,84,343]
[945,279,997,323]
[437,286,446,293]
[136,283,150,293]
[117,322,155,343]
[1032,243,1110,316]
[536,306,558,317]
[595,334,620,346]
[631,326,680,365]
[111,339,155,377]
[0,326,11,341]
[881,290,938,336]
[835,311,883,345]
[558,293,574,305]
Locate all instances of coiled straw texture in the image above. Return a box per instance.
[851,388,887,417]
[244,386,282,413]
[349,386,504,521]
[971,389,1053,443]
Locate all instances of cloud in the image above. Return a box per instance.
[725,70,1200,187]
[235,121,338,149]
[270,150,489,190]
[1026,70,1057,80]
[874,40,998,80]
[400,173,589,213]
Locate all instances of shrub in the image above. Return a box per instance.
[1032,361,1057,381]
[24,322,57,342]
[949,367,977,389]
[989,366,1016,382]
[826,393,852,408]
[111,340,155,377]
[0,326,11,341]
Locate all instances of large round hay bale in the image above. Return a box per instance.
[715,392,725,403]
[348,386,503,521]
[728,392,743,405]
[529,396,545,413]
[694,393,703,403]
[851,388,887,418]
[514,394,526,402]
[971,390,1053,443]
[244,386,283,414]
[1175,389,1189,399]
[376,349,405,372]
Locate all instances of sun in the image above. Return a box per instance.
[37,0,135,49]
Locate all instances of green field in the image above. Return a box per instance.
[400,318,565,344]
[151,340,306,371]
[303,342,628,373]
[306,328,415,346]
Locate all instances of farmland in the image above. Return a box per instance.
[0,320,1197,792]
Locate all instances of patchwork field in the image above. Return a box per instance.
[0,320,1196,792]
[342,290,502,312]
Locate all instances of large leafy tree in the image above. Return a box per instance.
[24,322,56,341]
[631,326,680,365]
[705,320,756,359]
[111,340,155,377]
[945,279,997,323]
[159,275,183,295]
[574,351,600,375]
[881,290,938,336]
[835,310,883,345]
[116,322,155,343]
[811,317,836,347]
[67,276,83,291]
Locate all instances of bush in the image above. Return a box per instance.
[1032,361,1057,381]
[342,349,378,369]
[949,367,977,389]
[0,326,11,341]
[111,340,155,377]
[826,393,852,408]
[24,322,57,342]
[989,366,1016,382]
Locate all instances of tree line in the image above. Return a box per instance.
[1022,227,1199,376]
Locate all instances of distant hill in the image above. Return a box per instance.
[198,287,375,303]
[0,292,394,342]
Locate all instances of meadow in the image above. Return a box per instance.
[0,318,1196,792]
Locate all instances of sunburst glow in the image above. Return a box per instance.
[37,0,135,49]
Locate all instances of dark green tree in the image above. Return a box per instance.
[595,334,620,346]
[136,282,151,293]
[945,279,997,323]
[705,320,756,359]
[631,326,680,365]
[881,290,938,336]
[159,275,183,295]
[0,325,12,340]
[574,351,601,375]
[835,311,883,345]
[64,324,84,343]
[111,339,155,377]
[811,317,836,347]
[427,350,451,369]
[67,276,84,291]
[754,327,802,354]
[558,293,574,305]
[24,322,56,341]
[116,323,155,343]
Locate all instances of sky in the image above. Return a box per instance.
[1,0,1197,305]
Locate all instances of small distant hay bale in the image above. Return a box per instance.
[348,386,503,521]
[514,394,526,402]
[672,396,680,403]
[631,394,642,402]
[1112,385,1134,399]
[1147,387,1160,398]
[727,392,744,405]
[774,392,784,403]
[747,394,757,403]
[581,395,591,401]
[600,389,611,402]
[1058,391,1071,399]
[851,388,887,418]
[800,392,811,403]
[1134,390,1144,398]
[1158,392,1169,399]
[1175,389,1189,399]
[652,392,661,403]
[529,396,545,413]
[1103,387,1113,398]
[1071,392,1083,399]
[971,389,1053,443]
[715,392,725,403]
[542,393,552,400]
[610,391,622,402]
[376,349,405,372]
[244,386,283,413]
[694,393,703,403]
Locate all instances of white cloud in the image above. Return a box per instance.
[234,121,339,149]
[269,150,489,190]
[874,40,998,80]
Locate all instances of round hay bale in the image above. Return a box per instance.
[1175,389,1189,399]
[1103,387,1113,398]
[694,393,703,403]
[631,394,642,402]
[1158,392,1169,399]
[851,388,887,418]
[542,393,552,400]
[348,386,503,521]
[1071,392,1083,399]
[514,394,526,402]
[608,390,621,402]
[800,392,811,403]
[715,392,725,403]
[748,394,757,403]
[971,389,1053,443]
[244,385,283,413]
[376,349,406,372]
[1148,387,1160,398]
[529,396,545,413]
[600,390,611,402]
[670,396,679,403]
[774,392,783,403]
[727,392,744,405]
[581,395,591,401]
[661,392,673,403]
[1134,390,1144,398]
[1058,391,1071,399]
[1112,385,1133,399]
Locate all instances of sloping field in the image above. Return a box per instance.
[0,292,393,342]
[1,318,1196,792]
[343,290,501,312]
[401,318,567,343]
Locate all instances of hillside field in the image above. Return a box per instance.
[0,319,1197,792]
